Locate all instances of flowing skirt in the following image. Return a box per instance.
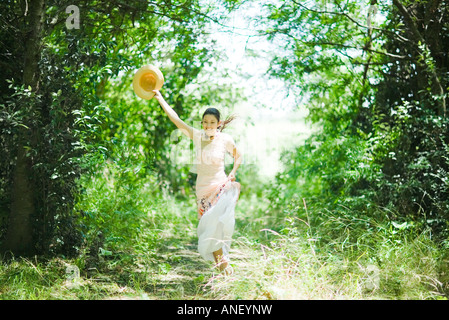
[197,179,241,262]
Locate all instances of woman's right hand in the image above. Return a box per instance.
[153,89,163,101]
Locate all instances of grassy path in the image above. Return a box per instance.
[140,194,306,301]
[132,194,270,300]
[2,191,445,300]
[149,231,211,299]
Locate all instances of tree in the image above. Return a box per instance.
[371,0,448,226]
[260,0,448,234]
[1,0,46,256]
[258,0,383,202]
[0,0,230,257]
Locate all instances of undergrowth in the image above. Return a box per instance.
[1,161,448,300]
[204,192,449,300]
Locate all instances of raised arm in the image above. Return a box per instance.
[153,90,196,140]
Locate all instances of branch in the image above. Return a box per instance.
[263,24,409,60]
[290,0,410,43]
[294,33,409,60]
[318,41,408,59]
[291,0,367,29]
[392,0,425,44]
[424,0,442,27]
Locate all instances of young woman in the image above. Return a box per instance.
[153,90,242,273]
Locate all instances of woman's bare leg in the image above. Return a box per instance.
[213,248,228,272]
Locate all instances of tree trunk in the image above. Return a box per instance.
[1,0,46,257]
[393,0,446,117]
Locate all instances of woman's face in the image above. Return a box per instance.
[202,114,222,136]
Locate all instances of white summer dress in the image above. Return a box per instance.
[191,128,241,262]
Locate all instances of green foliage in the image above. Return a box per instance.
[1,0,448,300]
[0,162,203,300]
[73,159,164,272]
[205,194,446,299]
[369,0,449,226]
[259,0,449,236]
[1,0,241,255]
[237,0,449,298]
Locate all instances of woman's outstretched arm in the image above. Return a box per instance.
[153,90,196,140]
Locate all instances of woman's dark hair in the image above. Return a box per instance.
[202,108,237,132]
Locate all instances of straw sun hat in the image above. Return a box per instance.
[133,65,164,100]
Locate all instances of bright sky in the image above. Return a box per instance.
[168,2,312,180]
[206,2,312,180]
[160,1,384,180]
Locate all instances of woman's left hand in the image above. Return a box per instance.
[228,172,236,181]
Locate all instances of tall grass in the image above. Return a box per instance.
[203,194,448,300]
[1,160,448,300]
[0,160,203,300]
